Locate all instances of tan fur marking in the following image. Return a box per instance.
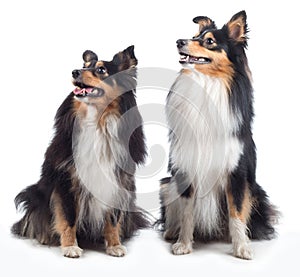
[187,41,234,89]
[81,71,102,87]
[198,18,211,31]
[84,62,91,68]
[98,98,120,128]
[195,17,214,33]
[95,61,104,68]
[227,17,246,42]
[202,32,217,48]
[73,98,87,118]
[181,68,192,75]
[60,226,77,247]
[227,185,252,224]
[52,193,77,247]
[104,216,122,247]
[194,32,200,38]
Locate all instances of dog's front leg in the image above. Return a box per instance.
[52,190,82,258]
[227,172,253,260]
[172,187,195,255]
[104,210,127,257]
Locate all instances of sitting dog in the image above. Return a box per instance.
[159,11,278,259]
[12,46,149,258]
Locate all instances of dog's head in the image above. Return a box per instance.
[72,45,137,104]
[177,11,249,85]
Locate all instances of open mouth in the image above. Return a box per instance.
[73,83,104,98]
[179,52,211,64]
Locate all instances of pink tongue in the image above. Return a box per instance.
[73,87,93,95]
[85,88,93,93]
[73,87,84,95]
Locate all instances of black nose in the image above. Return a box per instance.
[72,69,81,79]
[176,39,187,48]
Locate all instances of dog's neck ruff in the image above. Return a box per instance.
[167,69,243,180]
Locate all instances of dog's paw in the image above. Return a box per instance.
[106,245,127,257]
[61,245,83,258]
[233,243,253,260]
[172,242,192,255]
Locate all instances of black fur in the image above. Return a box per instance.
[174,170,193,198]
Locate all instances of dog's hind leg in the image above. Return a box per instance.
[159,178,180,241]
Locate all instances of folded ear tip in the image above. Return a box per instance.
[82,50,90,56]
[192,16,209,24]
[193,16,201,23]
[82,50,98,62]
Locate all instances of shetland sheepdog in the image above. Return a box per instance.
[158,11,278,259]
[12,46,149,258]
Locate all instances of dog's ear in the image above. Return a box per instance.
[112,45,138,70]
[225,10,248,44]
[193,16,216,33]
[83,50,98,62]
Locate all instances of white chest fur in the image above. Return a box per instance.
[72,105,126,230]
[167,70,244,236]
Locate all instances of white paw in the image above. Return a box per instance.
[62,245,83,258]
[172,242,192,255]
[106,245,127,257]
[233,243,253,260]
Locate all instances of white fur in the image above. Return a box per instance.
[172,241,193,255]
[166,69,244,237]
[229,218,253,260]
[172,196,194,255]
[62,245,83,258]
[106,245,127,257]
[72,104,129,234]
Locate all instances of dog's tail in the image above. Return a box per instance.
[11,183,58,245]
[122,206,152,239]
[248,182,280,240]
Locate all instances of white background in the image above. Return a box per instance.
[0,0,299,276]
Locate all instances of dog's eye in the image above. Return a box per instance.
[96,67,106,74]
[205,38,215,45]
